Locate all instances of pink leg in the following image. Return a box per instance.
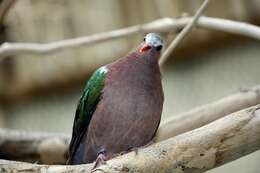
[93,149,108,169]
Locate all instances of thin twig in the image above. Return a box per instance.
[159,0,211,66]
[2,16,260,58]
[0,0,16,24]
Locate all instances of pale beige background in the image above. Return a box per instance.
[0,1,260,172]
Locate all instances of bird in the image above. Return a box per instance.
[67,33,164,166]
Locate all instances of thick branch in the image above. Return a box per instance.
[0,159,93,173]
[0,85,260,164]
[155,85,260,141]
[1,16,260,57]
[93,105,260,173]
[1,105,260,173]
[0,129,69,164]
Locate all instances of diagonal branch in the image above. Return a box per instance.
[155,85,260,141]
[0,0,16,24]
[159,0,210,66]
[1,16,260,57]
[92,105,260,173]
[1,105,260,173]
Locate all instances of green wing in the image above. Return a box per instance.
[67,66,108,164]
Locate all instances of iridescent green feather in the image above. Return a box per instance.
[68,66,107,163]
[79,66,107,121]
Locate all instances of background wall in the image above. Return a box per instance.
[0,0,259,172]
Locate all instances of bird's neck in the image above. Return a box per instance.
[107,50,161,83]
[125,50,160,67]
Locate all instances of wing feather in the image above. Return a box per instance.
[67,66,107,164]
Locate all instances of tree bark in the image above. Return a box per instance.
[0,85,260,164]
[0,159,93,173]
[1,105,260,173]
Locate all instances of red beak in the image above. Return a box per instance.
[139,43,151,53]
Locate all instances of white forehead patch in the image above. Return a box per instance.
[145,33,163,47]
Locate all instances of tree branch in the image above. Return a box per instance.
[0,85,260,164]
[155,85,260,141]
[0,129,69,164]
[1,105,260,173]
[0,159,94,173]
[1,16,260,57]
[0,0,16,24]
[159,0,210,66]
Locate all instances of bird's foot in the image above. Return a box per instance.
[93,149,108,169]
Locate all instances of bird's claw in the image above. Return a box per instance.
[93,150,108,169]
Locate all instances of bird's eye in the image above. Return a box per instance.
[156,45,162,51]
[143,37,146,42]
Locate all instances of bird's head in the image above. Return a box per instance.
[139,33,163,54]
